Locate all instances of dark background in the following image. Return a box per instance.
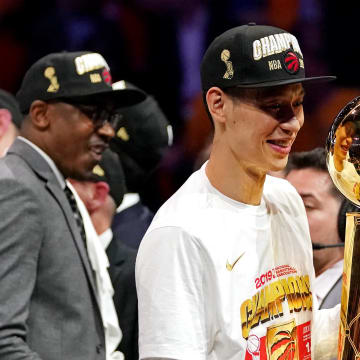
[1,0,360,211]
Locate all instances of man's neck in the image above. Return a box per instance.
[205,147,266,205]
[334,156,344,172]
[315,252,344,277]
[90,210,112,236]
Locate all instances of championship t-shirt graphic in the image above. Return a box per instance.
[242,265,312,360]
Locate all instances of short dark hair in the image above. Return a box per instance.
[285,147,343,201]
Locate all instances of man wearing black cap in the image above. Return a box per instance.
[136,24,339,359]
[109,81,173,250]
[0,51,145,360]
[70,149,138,360]
[0,89,22,156]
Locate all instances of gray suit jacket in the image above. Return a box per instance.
[319,274,342,310]
[0,139,106,360]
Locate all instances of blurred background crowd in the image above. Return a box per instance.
[1,0,360,212]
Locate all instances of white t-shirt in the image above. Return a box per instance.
[136,164,340,360]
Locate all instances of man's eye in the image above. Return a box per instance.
[265,104,281,112]
[269,104,281,109]
[293,100,304,107]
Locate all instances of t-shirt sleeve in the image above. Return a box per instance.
[136,226,208,360]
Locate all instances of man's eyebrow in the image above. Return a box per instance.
[300,193,320,202]
[301,193,314,198]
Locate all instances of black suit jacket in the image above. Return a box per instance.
[107,237,138,360]
[111,201,154,250]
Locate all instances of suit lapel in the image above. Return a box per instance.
[8,138,100,306]
[46,180,99,298]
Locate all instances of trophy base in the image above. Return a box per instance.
[338,213,360,359]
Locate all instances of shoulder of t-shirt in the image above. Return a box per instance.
[265,174,299,195]
[264,174,305,209]
[146,168,210,232]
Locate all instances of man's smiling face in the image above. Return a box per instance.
[222,83,305,175]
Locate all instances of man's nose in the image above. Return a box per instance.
[279,115,303,135]
[97,122,115,140]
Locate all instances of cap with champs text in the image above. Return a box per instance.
[16,51,147,113]
[200,23,336,91]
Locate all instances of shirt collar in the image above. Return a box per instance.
[116,193,140,213]
[99,228,113,250]
[314,259,343,304]
[18,136,66,189]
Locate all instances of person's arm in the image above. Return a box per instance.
[0,177,44,360]
[136,226,208,360]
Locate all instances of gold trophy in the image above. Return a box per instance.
[326,96,360,359]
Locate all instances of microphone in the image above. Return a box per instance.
[312,243,345,250]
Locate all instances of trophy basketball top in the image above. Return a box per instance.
[326,96,360,207]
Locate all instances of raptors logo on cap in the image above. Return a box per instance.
[102,68,112,85]
[282,50,300,75]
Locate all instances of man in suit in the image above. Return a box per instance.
[0,51,145,360]
[0,88,22,156]
[70,149,138,360]
[110,81,173,250]
[285,147,350,309]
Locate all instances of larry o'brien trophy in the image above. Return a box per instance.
[326,96,360,359]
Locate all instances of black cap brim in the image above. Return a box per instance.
[62,87,147,107]
[226,76,336,88]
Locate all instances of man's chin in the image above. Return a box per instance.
[269,157,288,173]
[65,165,96,182]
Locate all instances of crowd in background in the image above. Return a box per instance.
[1,0,360,211]
[1,5,355,358]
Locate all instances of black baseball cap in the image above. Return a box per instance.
[201,23,335,91]
[110,81,172,191]
[0,89,23,128]
[90,149,126,207]
[16,51,146,113]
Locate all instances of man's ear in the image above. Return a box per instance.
[29,100,51,130]
[91,181,110,211]
[0,109,11,137]
[206,87,227,124]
